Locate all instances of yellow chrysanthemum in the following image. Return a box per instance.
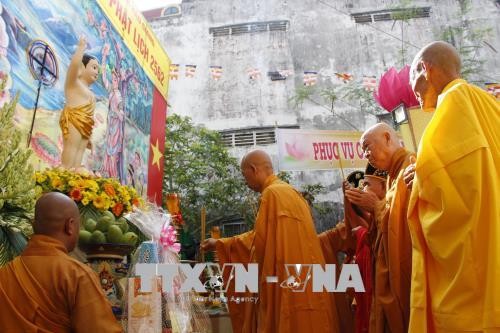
[84,180,99,191]
[82,191,96,203]
[92,194,107,210]
[51,177,63,190]
[36,173,47,183]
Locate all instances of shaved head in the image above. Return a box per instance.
[362,123,399,143]
[412,41,461,81]
[410,41,461,110]
[241,150,274,170]
[34,192,80,251]
[360,123,402,171]
[240,150,274,192]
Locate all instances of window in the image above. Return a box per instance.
[219,125,299,148]
[209,20,289,37]
[351,7,431,24]
[161,5,181,17]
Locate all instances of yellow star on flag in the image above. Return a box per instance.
[150,139,163,170]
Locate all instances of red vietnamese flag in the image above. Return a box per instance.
[147,88,167,205]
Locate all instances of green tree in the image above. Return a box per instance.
[438,0,492,80]
[288,85,360,130]
[163,114,257,240]
[336,81,384,116]
[0,79,35,266]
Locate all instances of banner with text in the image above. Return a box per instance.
[96,0,171,99]
[277,129,366,171]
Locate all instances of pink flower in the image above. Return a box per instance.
[160,224,181,254]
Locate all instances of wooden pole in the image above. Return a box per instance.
[335,145,345,180]
[200,206,206,262]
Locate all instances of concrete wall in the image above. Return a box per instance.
[149,0,500,230]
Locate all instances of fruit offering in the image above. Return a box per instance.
[79,212,138,246]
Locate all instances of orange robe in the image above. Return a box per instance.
[318,222,355,333]
[216,175,337,333]
[370,148,414,333]
[0,235,122,333]
[408,79,500,332]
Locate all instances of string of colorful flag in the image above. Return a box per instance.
[169,63,500,97]
[169,63,378,91]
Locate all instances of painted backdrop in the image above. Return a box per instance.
[0,0,170,203]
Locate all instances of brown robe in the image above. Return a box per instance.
[369,148,414,333]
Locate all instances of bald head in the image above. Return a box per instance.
[410,41,461,110]
[362,123,399,142]
[240,150,274,192]
[241,150,274,170]
[34,192,80,251]
[413,41,461,80]
[360,123,402,171]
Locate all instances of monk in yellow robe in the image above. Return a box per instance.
[346,123,414,333]
[0,192,122,333]
[405,41,500,333]
[201,150,337,333]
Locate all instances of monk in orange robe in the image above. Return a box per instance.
[318,220,355,333]
[352,167,387,333]
[405,41,500,332]
[201,150,337,333]
[346,123,414,333]
[318,170,367,333]
[0,192,122,333]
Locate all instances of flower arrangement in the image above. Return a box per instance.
[34,168,142,217]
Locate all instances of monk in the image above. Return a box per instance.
[351,165,387,333]
[318,170,367,333]
[318,220,355,333]
[60,36,99,169]
[201,150,336,333]
[0,192,122,333]
[345,123,414,333]
[405,41,500,332]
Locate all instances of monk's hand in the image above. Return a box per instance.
[345,188,378,212]
[200,238,217,252]
[403,156,417,190]
[342,180,352,194]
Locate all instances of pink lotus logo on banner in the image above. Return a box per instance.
[285,141,307,160]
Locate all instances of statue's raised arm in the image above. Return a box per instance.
[59,37,99,169]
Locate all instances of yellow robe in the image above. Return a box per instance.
[59,98,96,140]
[370,148,414,333]
[0,235,122,333]
[408,79,500,333]
[216,175,337,333]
